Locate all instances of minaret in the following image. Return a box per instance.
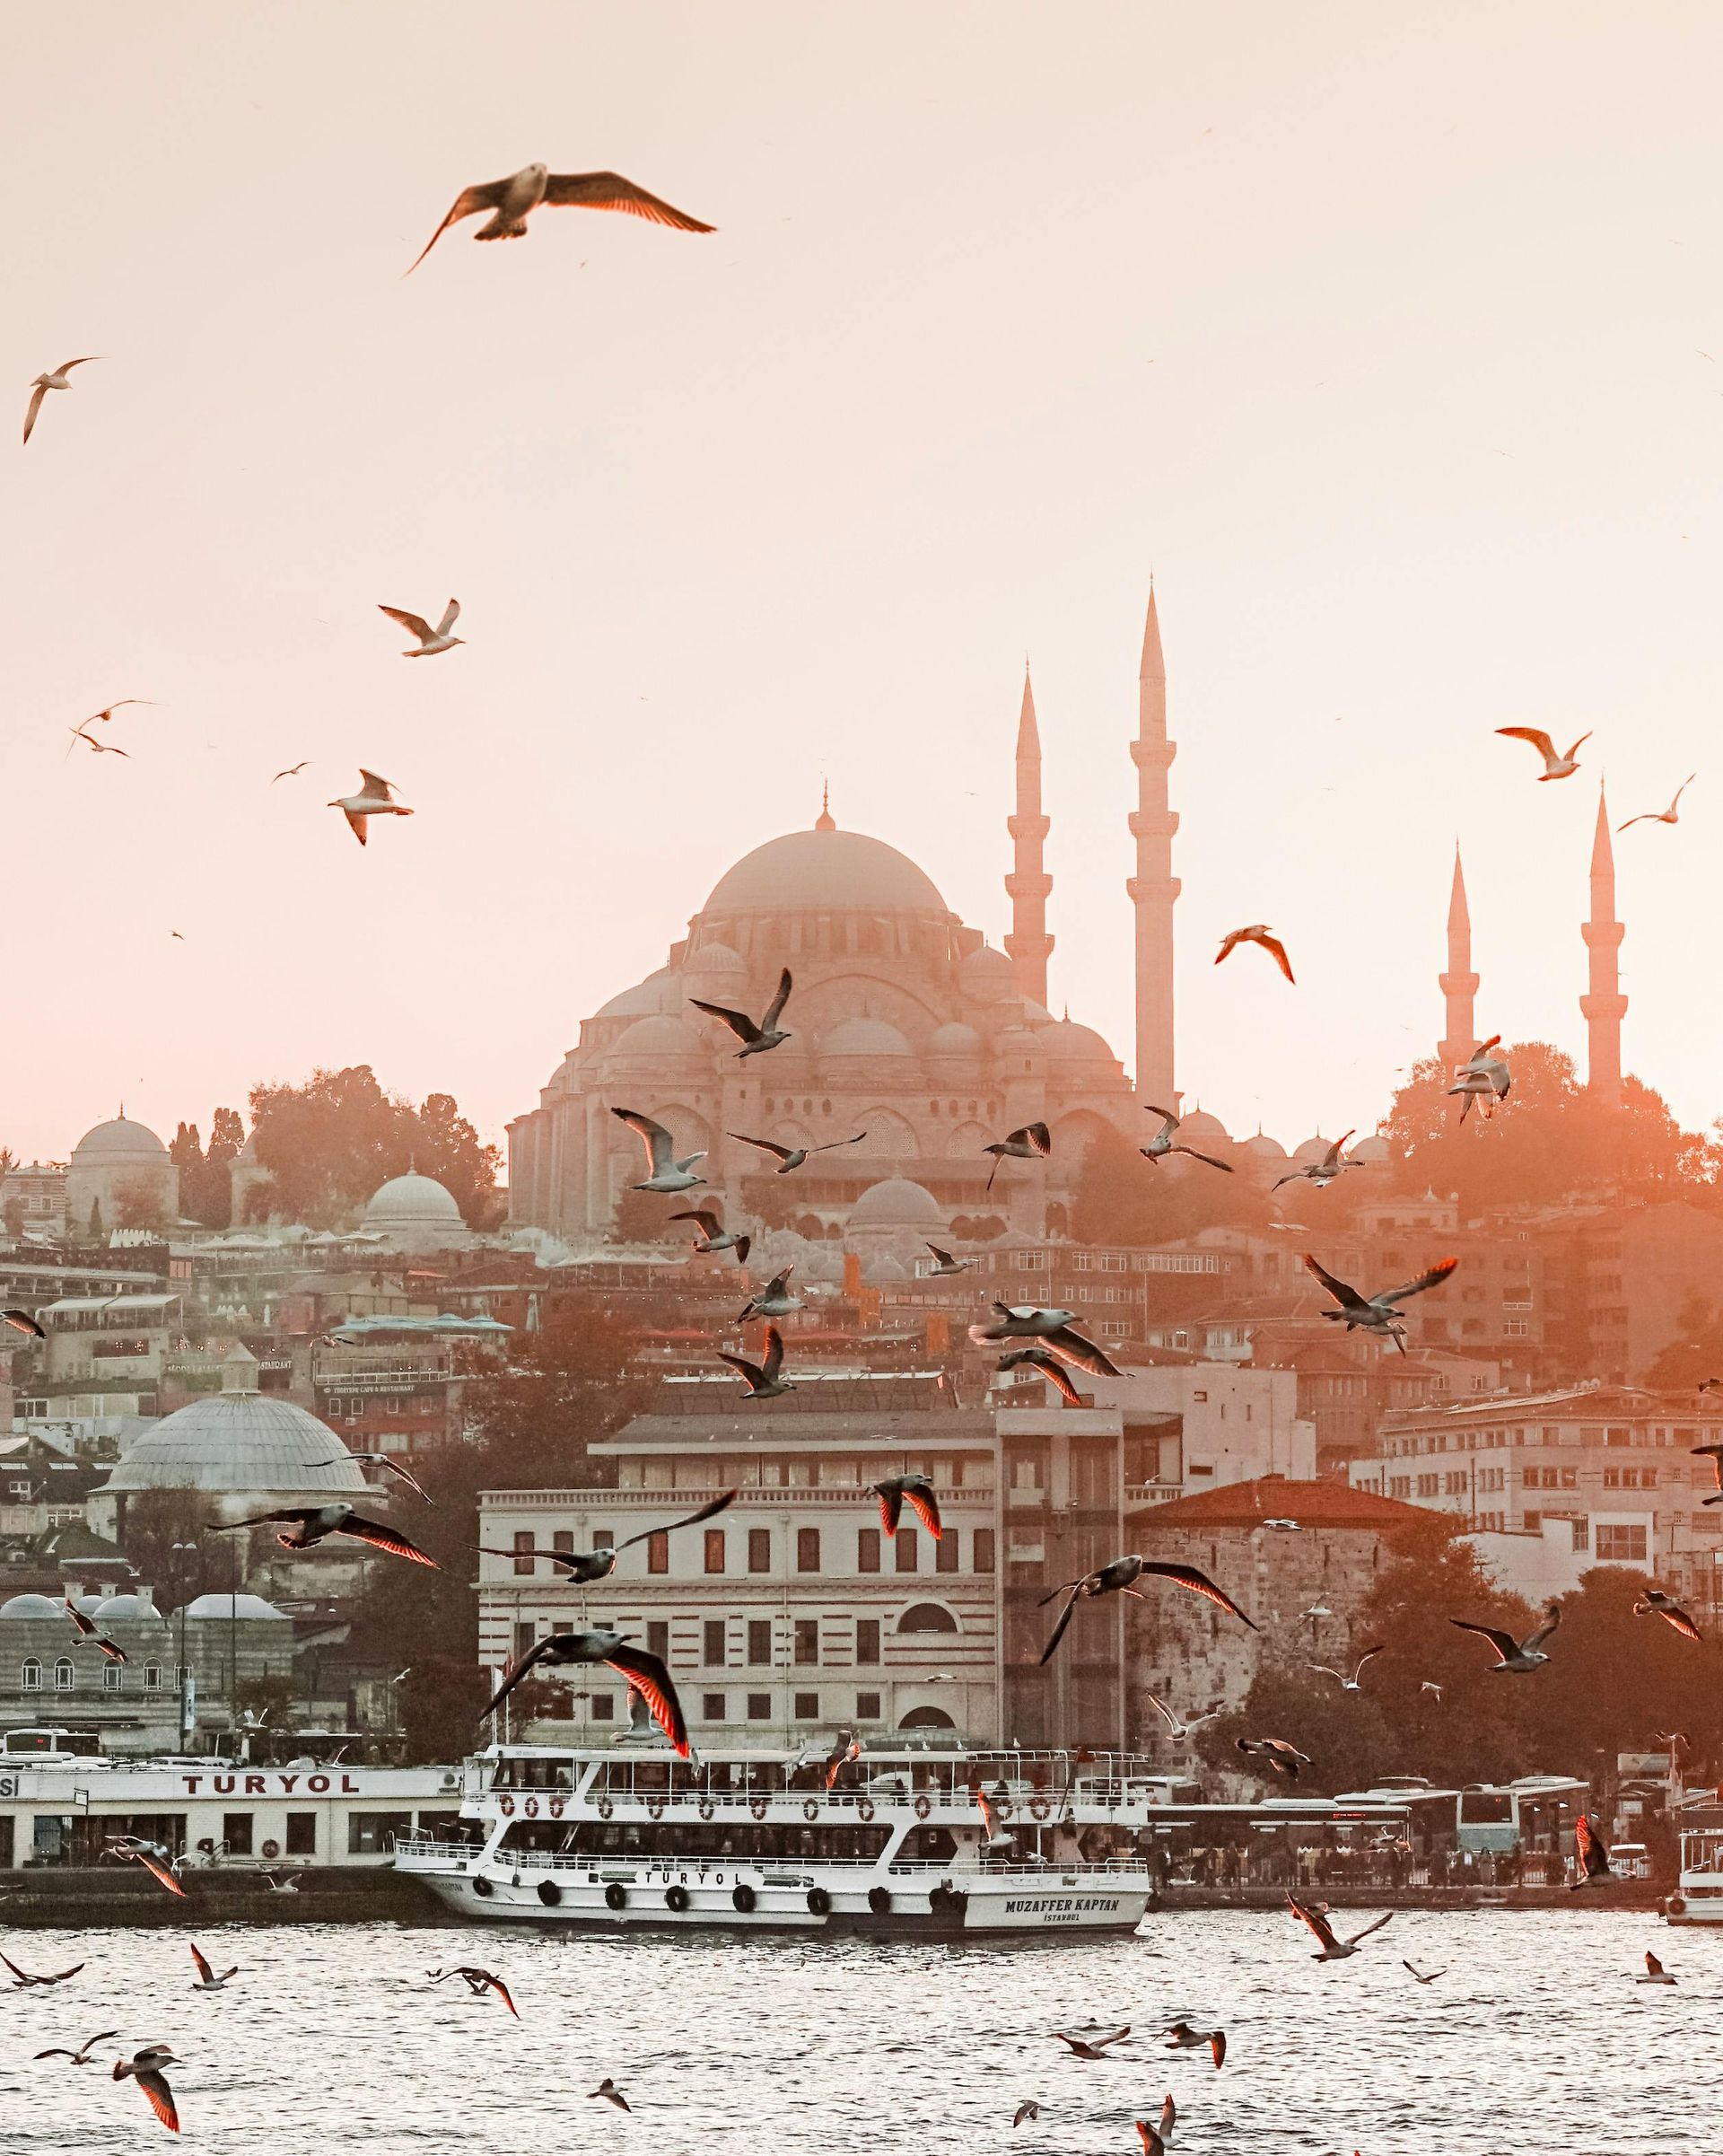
[1438,846,1479,1068]
[1004,667,1054,1006]
[1127,585,1179,1104]
[1580,785,1627,1105]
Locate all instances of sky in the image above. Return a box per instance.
[4,2,1721,1167]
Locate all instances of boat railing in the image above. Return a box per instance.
[469,1786,1159,1819]
[395,1835,1146,1880]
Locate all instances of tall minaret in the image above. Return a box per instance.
[1580,785,1627,1105]
[1438,846,1479,1068]
[1128,585,1179,1104]
[1004,667,1054,1006]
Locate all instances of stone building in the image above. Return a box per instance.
[65,1115,179,1237]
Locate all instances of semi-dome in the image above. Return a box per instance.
[609,1014,708,1061]
[364,1171,462,1226]
[182,1591,288,1621]
[72,1114,168,1162]
[594,970,678,1021]
[0,1591,65,1619]
[680,940,747,977]
[958,946,1015,1003]
[92,1592,166,1625]
[102,1392,365,1497]
[1041,1019,1116,1064]
[820,1016,914,1059]
[701,826,949,919]
[925,1021,984,1059]
[848,1177,946,1229]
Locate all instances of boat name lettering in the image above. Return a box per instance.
[179,1773,360,1795]
[1001,1897,1123,1916]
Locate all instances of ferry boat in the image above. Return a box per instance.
[393,1740,1168,1934]
[1664,1827,1723,1924]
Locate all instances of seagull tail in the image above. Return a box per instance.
[477,215,532,242]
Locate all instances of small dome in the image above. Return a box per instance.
[72,1115,168,1163]
[925,1021,984,1059]
[1040,1019,1116,1065]
[864,1253,910,1282]
[1177,1109,1230,1143]
[610,1014,708,1060]
[680,940,747,977]
[958,947,1016,1003]
[594,970,678,1021]
[994,1023,1046,1062]
[1241,1131,1289,1161]
[848,1178,946,1229]
[1293,1133,1337,1164]
[0,1592,65,1619]
[182,1591,288,1621]
[700,826,950,919]
[102,1393,364,1497]
[92,1592,166,1625]
[363,1171,462,1226]
[1349,1135,1391,1163]
[820,1017,914,1059]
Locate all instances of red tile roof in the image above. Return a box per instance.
[1135,1473,1430,1530]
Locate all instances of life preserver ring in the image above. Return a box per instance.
[647,1797,666,1819]
[868,1884,892,1915]
[523,1795,539,1818]
[1029,1797,1051,1822]
[472,1875,494,1898]
[914,1794,932,1820]
[698,1797,715,1820]
[596,1796,613,1819]
[666,1884,690,1913]
[538,1879,562,1906]
[604,1881,628,1911]
[549,1798,565,1819]
[749,1796,768,1820]
[807,1886,832,1915]
[856,1797,875,1823]
[732,1882,757,1913]
[802,1799,819,1821]
[498,1795,514,1816]
[1668,1894,1686,1915]
[993,1795,1013,1821]
[260,1839,281,1861]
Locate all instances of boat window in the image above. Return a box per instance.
[223,1812,254,1856]
[501,1819,894,1864]
[897,1826,958,1862]
[348,1811,412,1854]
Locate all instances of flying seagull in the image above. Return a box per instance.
[1140,1105,1232,1171]
[996,1345,1086,1403]
[379,599,463,657]
[64,1599,126,1663]
[1136,2123,1167,2156]
[1,1308,46,1338]
[1496,725,1590,779]
[427,1966,518,2017]
[1638,1950,1676,1985]
[737,1265,800,1323]
[1,1952,83,1987]
[1012,2101,1041,2126]
[728,1130,866,1173]
[716,1323,792,1399]
[1236,1736,1311,1779]
[328,768,413,846]
[1052,2026,1131,2061]
[690,967,792,1056]
[1140,2096,1176,2152]
[33,2029,120,2065]
[23,357,99,444]
[1302,1252,1458,1353]
[1632,1588,1701,1641]
[1040,1555,1255,1662]
[477,1491,737,1584]
[1403,1961,1446,1984]
[1570,1812,1616,1889]
[1311,1645,1384,1692]
[924,1241,972,1275]
[1143,1690,1223,1743]
[1690,1439,1723,1504]
[968,1303,1122,1378]
[188,1943,239,1992]
[206,1503,437,1567]
[408,163,715,272]
[868,1473,941,1538]
[1619,776,1696,830]
[113,1845,188,1898]
[1288,1893,1393,1961]
[483,1630,687,1756]
[112,2046,180,2133]
[612,1108,706,1193]
[70,726,130,758]
[308,1452,436,1504]
[272,761,310,782]
[982,1122,1051,1192]
[588,2079,632,2113]
[1215,924,1294,982]
[823,1730,861,1789]
[1449,1035,1512,1122]
[1273,1132,1356,1192]
[1162,2022,1226,2070]
[1449,1600,1561,1672]
[81,698,153,725]
[669,1209,749,1261]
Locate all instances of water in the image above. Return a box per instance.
[0,1911,1716,2151]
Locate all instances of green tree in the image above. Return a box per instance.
[1071,1123,1267,1247]
[245,1066,499,1228]
[1196,1664,1394,1797]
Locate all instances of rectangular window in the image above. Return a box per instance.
[513,1620,536,1660]
[223,1812,254,1857]
[974,1528,995,1573]
[796,1527,821,1573]
[748,1619,773,1666]
[704,1529,727,1575]
[591,1694,615,1720]
[1596,1522,1648,1563]
[793,1691,818,1720]
[935,1530,959,1573]
[646,1620,670,1661]
[703,1618,726,1666]
[647,1532,669,1574]
[512,1529,535,1577]
[592,1528,615,1551]
[793,1619,818,1666]
[855,1618,880,1665]
[856,1690,881,1720]
[857,1527,880,1573]
[747,1693,771,1722]
[346,1811,410,1854]
[702,1693,726,1722]
[748,1528,772,1573]
[552,1530,574,1556]
[285,1812,317,1856]
[895,1528,920,1573]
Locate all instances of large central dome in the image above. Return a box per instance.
[699,825,950,920]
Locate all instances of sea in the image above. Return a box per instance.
[0,1909,1716,2152]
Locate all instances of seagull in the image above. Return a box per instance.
[1633,1589,1701,1641]
[1161,2022,1226,2069]
[1637,1950,1676,1985]
[307,1452,435,1504]
[868,1473,941,1538]
[1,1308,46,1338]
[112,2046,179,2132]
[1690,1439,1723,1504]
[1040,1556,1255,1662]
[23,357,99,444]
[1496,725,1591,780]
[1403,1961,1446,1984]
[188,1944,238,1992]
[1140,1106,1232,1171]
[738,1265,800,1323]
[1302,1252,1458,1354]
[924,1241,973,1275]
[206,1503,437,1567]
[669,1209,749,1262]
[33,2030,120,2065]
[612,1108,706,1192]
[328,768,413,846]
[81,698,153,725]
[70,726,131,758]
[1288,1893,1393,1961]
[968,1304,1122,1379]
[728,1130,866,1174]
[378,599,463,657]
[1140,2095,1176,2150]
[588,2078,633,2112]
[272,761,310,782]
[1012,2100,1041,2126]
[1570,1812,1616,1889]
[1619,776,1696,831]
[1,1952,83,1987]
[1052,2026,1131,2061]
[1449,1600,1561,1672]
[1420,1681,1444,1700]
[1143,1691,1223,1743]
[408,163,715,272]
[996,1345,1085,1403]
[1136,2123,1168,2156]
[824,1730,861,1789]
[1236,1737,1312,1779]
[1260,1518,1302,1531]
[1311,1645,1385,1693]
[1449,1035,1513,1122]
[66,1600,126,1662]
[982,1121,1051,1192]
[484,1631,687,1752]
[262,1873,301,1893]
[690,967,792,1056]
[717,1324,792,1399]
[114,1846,188,1898]
[1274,1132,1357,1192]
[1215,924,1294,982]
[477,1492,736,1583]
[427,1966,518,2016]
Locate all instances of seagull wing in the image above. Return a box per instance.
[1672,773,1697,809]
[760,1325,784,1383]
[342,807,370,846]
[22,381,48,444]
[614,1108,676,1175]
[1616,812,1655,831]
[606,1643,690,1757]
[1657,1602,1702,1642]
[482,1971,520,2018]
[670,1209,722,1237]
[1523,1599,1561,1652]
[1375,1257,1460,1306]
[136,2070,179,2132]
[927,1242,954,1264]
[356,768,398,801]
[333,1513,440,1567]
[1302,1253,1369,1310]
[902,1483,943,1538]
[190,1943,214,1985]
[1172,1144,1234,1171]
[378,604,433,643]
[614,1488,739,1553]
[1323,1129,1356,1168]
[1039,1325,1123,1379]
[479,1634,558,1722]
[1448,1617,1520,1663]
[1497,725,1557,763]
[1352,1644,1386,1681]
[1143,1690,1182,1734]
[407,177,512,271]
[436,598,461,635]
[715,1347,765,1389]
[1015,1350,1083,1404]
[65,1600,96,1637]
[1646,1951,1665,1976]
[134,1849,188,1898]
[1038,1586,1084,1665]
[1140,1562,1257,1630]
[761,967,793,1030]
[1136,2125,1165,2156]
[873,1482,904,1533]
[205,1507,302,1532]
[1343,1910,1394,1947]
[377,1456,435,1504]
[1255,932,1295,983]
[729,1132,792,1161]
[1288,1894,1341,1950]
[1310,1665,1346,1683]
[542,170,716,232]
[1144,1106,1180,1144]
[810,1131,868,1152]
[689,997,762,1045]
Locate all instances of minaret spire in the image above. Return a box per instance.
[1128,583,1179,1104]
[1580,784,1626,1105]
[1438,845,1479,1069]
[1004,665,1054,1006]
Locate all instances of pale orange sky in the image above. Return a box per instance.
[5,2,1720,1166]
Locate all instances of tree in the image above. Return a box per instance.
[112,1177,166,1232]
[1071,1123,1267,1247]
[120,1489,222,1609]
[244,1065,500,1228]
[1197,1665,1395,1798]
[414,1094,503,1230]
[1645,1295,1723,1389]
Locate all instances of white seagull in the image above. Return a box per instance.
[669,1208,749,1262]
[969,1303,1122,1379]
[408,163,715,272]
[1403,1960,1446,1984]
[1215,924,1294,982]
[1140,1106,1232,1171]
[1449,1035,1512,1122]
[189,1942,239,1991]
[1302,1252,1458,1353]
[1311,1644,1385,1692]
[1236,1736,1311,1779]
[924,1242,973,1276]
[328,768,413,847]
[1637,1950,1676,1985]
[611,1108,705,1193]
[1449,1599,1561,1673]
[737,1265,800,1323]
[1161,2022,1226,2069]
[996,1345,1086,1403]
[729,1130,866,1174]
[689,967,792,1057]
[379,599,463,657]
[1288,1893,1393,1961]
[1496,725,1590,780]
[1619,776,1696,831]
[23,357,99,444]
[1143,1691,1224,1743]
[1274,1132,1356,1191]
[717,1324,792,1399]
[982,1121,1052,1191]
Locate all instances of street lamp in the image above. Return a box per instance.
[171,1540,198,1751]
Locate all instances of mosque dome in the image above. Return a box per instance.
[958,946,1016,1003]
[363,1170,463,1228]
[864,1253,911,1282]
[1041,1019,1116,1065]
[848,1178,946,1230]
[0,1592,65,1620]
[102,1385,364,1498]
[182,1592,289,1621]
[820,1017,914,1060]
[1292,1133,1338,1165]
[680,940,747,980]
[92,1592,166,1625]
[608,1015,708,1062]
[594,970,678,1021]
[71,1115,168,1164]
[925,1021,984,1061]
[1241,1132,1289,1163]
[700,826,950,919]
[1176,1109,1230,1144]
[1349,1134,1391,1164]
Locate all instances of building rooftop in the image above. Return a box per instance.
[1136,1473,1431,1530]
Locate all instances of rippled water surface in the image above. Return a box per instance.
[3,1910,1719,2152]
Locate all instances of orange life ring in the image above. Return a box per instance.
[1668,1895,1686,1915]
[498,1794,514,1815]
[1029,1796,1051,1822]
[523,1795,539,1818]
[549,1797,565,1819]
[993,1795,1013,1821]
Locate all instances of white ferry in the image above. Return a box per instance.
[1664,1827,1723,1924]
[394,1740,1168,1934]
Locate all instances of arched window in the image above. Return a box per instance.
[896,1601,959,1635]
[899,1705,957,1729]
[102,1662,123,1693]
[21,1658,41,1692]
[54,1658,74,1692]
[144,1663,163,1691]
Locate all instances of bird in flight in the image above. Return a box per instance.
[968,1303,1122,1379]
[379,599,463,657]
[409,163,716,272]
[112,1844,187,1898]
[33,2029,120,2066]
[728,1130,867,1174]
[717,1322,792,1399]
[1236,1735,1311,1779]
[81,698,153,725]
[1618,776,1696,830]
[1,1951,83,1987]
[1,1308,46,1338]
[328,768,413,846]
[1011,2100,1041,2126]
[996,1345,1086,1403]
[65,1598,127,1663]
[262,1872,301,1893]
[1215,923,1294,982]
[1140,1105,1232,1171]
[690,967,793,1057]
[738,1265,800,1323]
[1288,1893,1394,1961]
[612,1108,707,1193]
[1274,1132,1356,1191]
[868,1472,941,1538]
[483,1629,687,1756]
[1691,1439,1723,1504]
[272,761,310,782]
[1142,1690,1223,1743]
[923,1241,972,1275]
[69,725,131,758]
[669,1209,749,1262]
[477,1492,737,1585]
[1161,2021,1226,2069]
[1052,2026,1131,2061]
[1632,1588,1701,1641]
[188,1943,239,1991]
[1570,1812,1616,1889]
[1040,1555,1255,1662]
[1403,1960,1446,1984]
[588,2078,632,2112]
[206,1503,437,1567]
[1449,1035,1511,1122]
[1311,1644,1384,1692]
[1496,725,1590,779]
[1449,1600,1561,1672]
[1138,2096,1176,2153]
[982,1121,1051,1191]
[1302,1252,1458,1353]
[427,1966,518,2016]
[308,1452,436,1505]
[112,2045,180,2132]
[23,356,99,443]
[1638,1950,1676,1985]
